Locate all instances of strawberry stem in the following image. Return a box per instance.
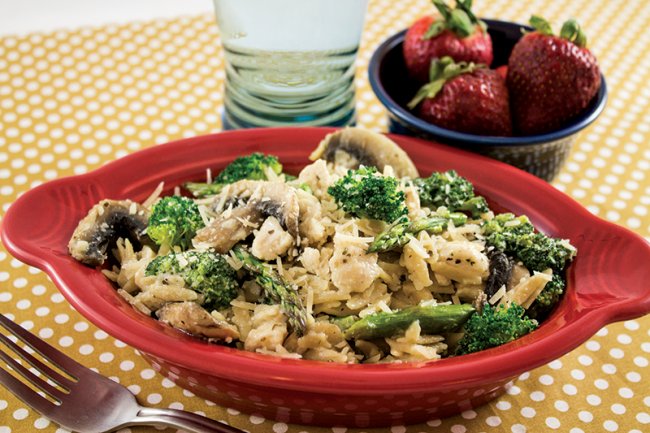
[528,15,588,48]
[529,15,554,36]
[448,9,474,38]
[456,0,487,33]
[424,0,486,40]
[560,18,587,47]
[408,56,484,109]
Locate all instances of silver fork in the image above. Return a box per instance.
[0,314,245,433]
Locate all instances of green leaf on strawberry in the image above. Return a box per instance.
[529,15,554,36]
[408,56,484,109]
[559,18,587,47]
[407,56,512,136]
[403,1,493,83]
[529,15,588,47]
[424,0,486,40]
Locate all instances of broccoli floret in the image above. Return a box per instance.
[483,213,535,252]
[185,153,283,197]
[145,250,238,310]
[483,213,575,319]
[327,166,407,222]
[414,170,488,217]
[214,153,282,184]
[515,232,576,273]
[483,213,576,272]
[147,196,204,250]
[414,170,474,210]
[456,303,538,355]
[526,274,565,320]
[535,273,565,307]
[456,196,490,218]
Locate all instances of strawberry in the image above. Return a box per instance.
[507,16,601,135]
[408,57,512,136]
[495,65,508,81]
[403,0,493,83]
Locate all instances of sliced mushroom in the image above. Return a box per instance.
[68,199,150,266]
[310,127,419,178]
[508,262,531,291]
[484,251,514,297]
[193,180,299,253]
[193,205,264,253]
[156,301,240,342]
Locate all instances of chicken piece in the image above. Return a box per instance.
[251,216,294,261]
[329,239,381,293]
[244,304,288,353]
[297,159,333,199]
[296,189,327,245]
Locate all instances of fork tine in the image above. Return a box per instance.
[0,332,74,389]
[0,315,86,376]
[0,365,56,415]
[0,346,67,403]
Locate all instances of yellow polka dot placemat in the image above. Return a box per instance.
[1,0,649,432]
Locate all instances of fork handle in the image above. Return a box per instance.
[131,407,245,433]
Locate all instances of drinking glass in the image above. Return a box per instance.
[213,0,369,129]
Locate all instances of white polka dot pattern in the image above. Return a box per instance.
[1,0,649,432]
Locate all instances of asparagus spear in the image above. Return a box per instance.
[367,216,411,253]
[184,182,224,198]
[409,213,467,233]
[344,304,475,340]
[367,212,468,253]
[232,245,308,335]
[331,315,360,333]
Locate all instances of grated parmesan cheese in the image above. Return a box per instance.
[197,204,211,227]
[332,232,375,244]
[504,219,521,227]
[275,256,285,278]
[405,236,429,258]
[142,182,164,208]
[377,300,393,313]
[489,285,507,305]
[230,299,257,310]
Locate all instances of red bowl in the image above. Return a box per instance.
[2,127,649,427]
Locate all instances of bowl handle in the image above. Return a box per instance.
[1,176,106,269]
[570,220,650,323]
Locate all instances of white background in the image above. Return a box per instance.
[0,0,214,36]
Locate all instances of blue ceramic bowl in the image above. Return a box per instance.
[368,19,608,182]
